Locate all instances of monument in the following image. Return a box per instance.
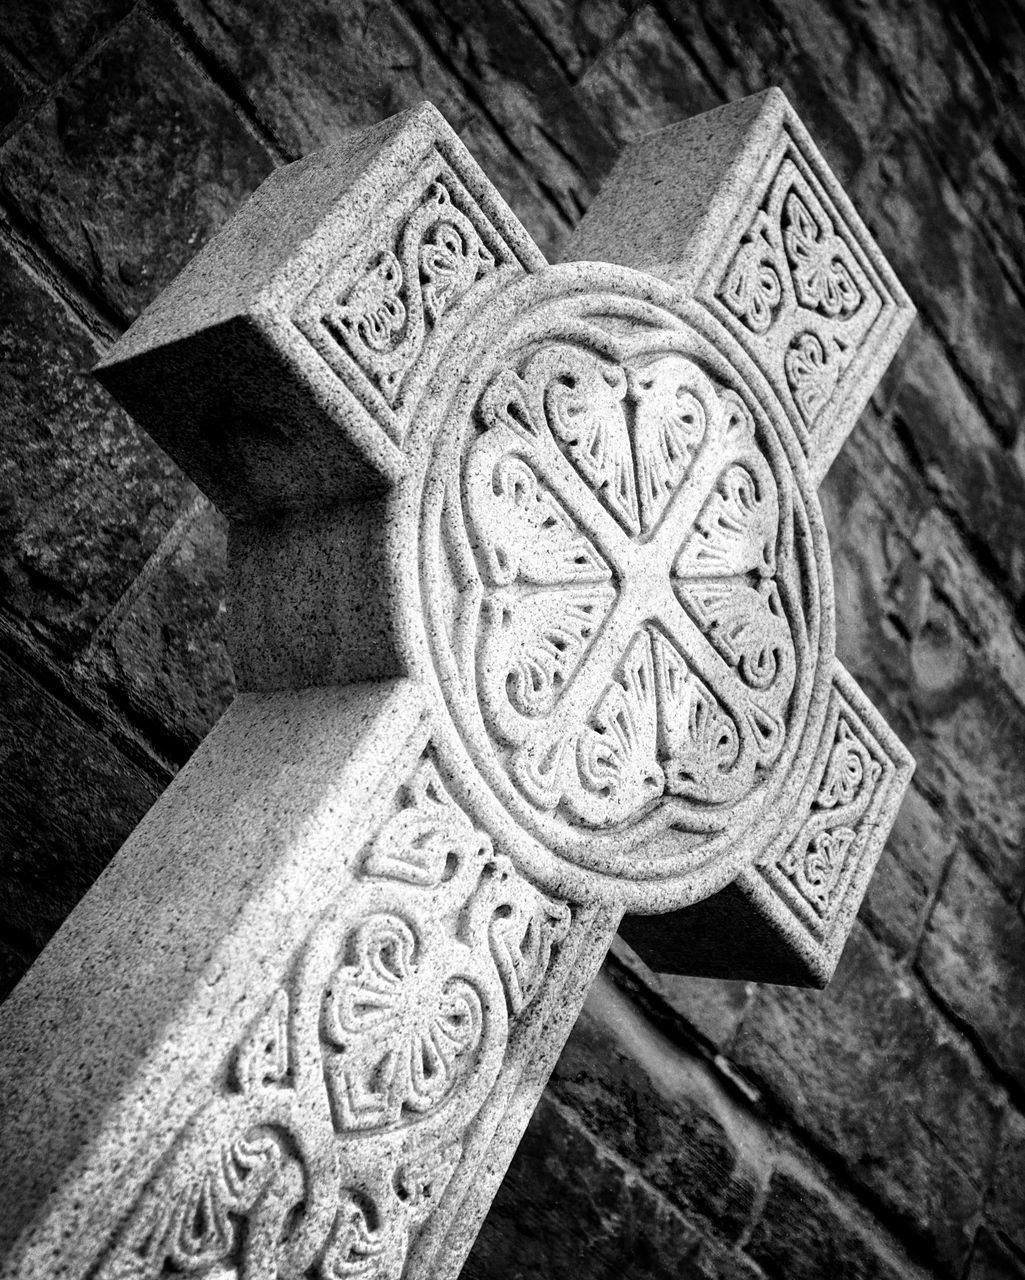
[0,89,914,1279]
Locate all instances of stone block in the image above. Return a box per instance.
[171,0,568,256]
[968,1230,1025,1280]
[0,56,29,132]
[1,0,135,84]
[892,327,1025,609]
[551,971,771,1242]
[746,1156,920,1280]
[0,243,192,655]
[0,647,164,991]
[0,10,274,322]
[509,0,638,81]
[857,128,1025,447]
[574,6,719,150]
[466,1094,765,1280]
[990,1107,1025,1257]
[86,498,234,761]
[729,924,1001,1274]
[610,936,754,1050]
[860,784,954,959]
[919,851,1025,1092]
[391,0,618,221]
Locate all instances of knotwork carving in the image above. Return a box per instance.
[92,759,569,1280]
[324,180,496,405]
[460,342,798,832]
[714,146,879,435]
[779,717,882,919]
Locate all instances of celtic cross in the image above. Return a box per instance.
[0,90,914,1279]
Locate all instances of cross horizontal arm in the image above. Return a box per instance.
[95,102,545,520]
[620,659,914,985]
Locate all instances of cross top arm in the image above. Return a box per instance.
[0,90,913,1280]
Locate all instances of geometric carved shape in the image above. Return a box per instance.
[620,661,914,985]
[565,88,915,484]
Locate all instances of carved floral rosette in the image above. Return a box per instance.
[414,267,834,905]
[93,759,570,1280]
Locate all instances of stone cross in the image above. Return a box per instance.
[0,90,914,1280]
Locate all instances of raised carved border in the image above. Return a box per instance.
[697,123,912,482]
[292,142,537,450]
[739,659,914,982]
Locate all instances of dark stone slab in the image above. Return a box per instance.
[729,925,1001,1274]
[919,851,1025,1092]
[0,10,274,321]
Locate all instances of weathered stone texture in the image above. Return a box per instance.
[85,498,234,760]
[170,0,570,256]
[821,430,1025,901]
[462,1094,766,1280]
[0,649,164,999]
[968,1231,1025,1280]
[0,243,192,655]
[551,974,771,1243]
[1,0,135,86]
[0,10,274,321]
[729,925,1002,1273]
[919,852,1025,1091]
[990,1107,1025,1257]
[859,784,953,959]
[0,0,1022,1276]
[746,1157,917,1280]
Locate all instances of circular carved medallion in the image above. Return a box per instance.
[411,265,833,906]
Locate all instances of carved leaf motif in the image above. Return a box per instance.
[718,229,784,334]
[674,578,791,690]
[816,720,871,809]
[784,331,841,427]
[542,350,640,534]
[574,629,664,825]
[324,179,497,405]
[781,826,858,914]
[479,585,617,723]
[111,1128,284,1278]
[420,217,494,323]
[322,914,484,1129]
[783,191,862,318]
[673,462,776,579]
[335,252,406,354]
[630,357,708,532]
[234,987,290,1093]
[472,454,613,588]
[651,629,744,804]
[321,1192,404,1280]
[487,890,572,1015]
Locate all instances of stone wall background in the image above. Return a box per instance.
[1,1,1023,1275]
